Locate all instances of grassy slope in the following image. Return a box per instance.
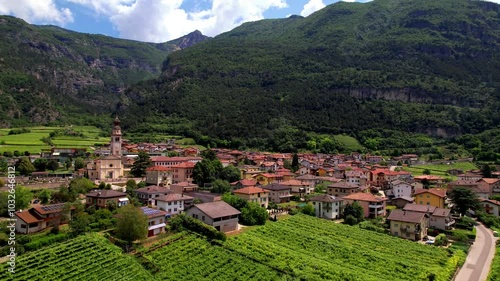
[488,245,500,281]
[403,162,477,179]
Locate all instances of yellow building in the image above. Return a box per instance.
[387,209,428,241]
[254,173,281,186]
[239,165,262,180]
[233,186,270,208]
[413,188,446,208]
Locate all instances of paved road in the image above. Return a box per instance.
[455,223,497,281]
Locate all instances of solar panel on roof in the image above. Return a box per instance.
[41,204,64,211]
[141,207,162,215]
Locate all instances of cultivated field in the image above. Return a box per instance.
[0,126,109,153]
[403,162,477,179]
[0,233,153,281]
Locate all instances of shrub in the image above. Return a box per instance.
[435,234,448,246]
[345,215,358,226]
[170,214,226,241]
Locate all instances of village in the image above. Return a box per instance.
[1,117,497,245]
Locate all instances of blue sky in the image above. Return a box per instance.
[0,0,499,43]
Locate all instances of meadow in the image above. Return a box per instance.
[403,162,477,179]
[333,134,364,152]
[0,126,109,153]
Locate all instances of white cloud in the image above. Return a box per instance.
[0,0,73,25]
[67,0,287,42]
[300,0,325,17]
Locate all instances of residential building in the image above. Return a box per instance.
[135,185,171,205]
[185,201,241,232]
[342,192,387,218]
[141,207,167,237]
[457,172,482,182]
[310,194,344,220]
[480,199,500,216]
[85,190,128,209]
[403,203,454,230]
[171,162,195,184]
[477,178,500,196]
[151,156,202,167]
[327,181,360,197]
[345,170,367,186]
[390,180,413,198]
[392,196,415,209]
[387,209,428,241]
[154,193,194,215]
[233,186,269,208]
[145,166,172,186]
[239,165,262,180]
[280,179,314,196]
[14,203,74,234]
[185,191,221,203]
[254,173,282,185]
[261,183,293,203]
[413,188,447,208]
[170,182,199,194]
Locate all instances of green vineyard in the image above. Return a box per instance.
[0,215,465,280]
[0,233,153,281]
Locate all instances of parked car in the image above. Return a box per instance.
[425,239,435,245]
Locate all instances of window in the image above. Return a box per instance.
[202,216,205,221]
[21,224,26,229]
[168,202,172,206]
[394,223,398,227]
[168,209,171,212]
[174,208,177,212]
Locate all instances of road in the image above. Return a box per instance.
[455,223,497,281]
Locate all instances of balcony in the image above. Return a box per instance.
[369,204,383,209]
[445,219,455,226]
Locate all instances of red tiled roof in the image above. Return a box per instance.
[155,193,193,202]
[233,186,269,195]
[480,178,500,184]
[171,162,196,168]
[15,210,42,224]
[342,192,386,202]
[414,175,445,180]
[310,194,344,203]
[414,188,447,198]
[403,204,436,213]
[238,179,258,186]
[280,180,308,186]
[146,166,171,171]
[480,198,500,206]
[387,209,426,223]
[136,186,171,194]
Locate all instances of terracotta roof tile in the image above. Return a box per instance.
[233,186,269,194]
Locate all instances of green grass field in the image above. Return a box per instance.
[403,162,477,179]
[0,126,109,153]
[333,134,364,151]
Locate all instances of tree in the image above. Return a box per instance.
[344,214,358,226]
[300,203,316,216]
[0,157,7,174]
[314,183,327,193]
[240,202,269,225]
[16,157,35,176]
[343,202,364,223]
[450,187,481,216]
[51,185,77,203]
[211,179,231,194]
[434,234,448,246]
[219,165,241,183]
[115,204,148,244]
[0,186,33,216]
[33,158,48,171]
[201,149,217,161]
[38,189,52,204]
[130,151,152,177]
[481,164,492,178]
[193,158,223,186]
[125,179,138,197]
[47,160,59,172]
[222,193,247,210]
[74,158,85,170]
[69,178,95,194]
[98,182,106,189]
[421,179,431,189]
[423,169,431,175]
[64,158,72,169]
[291,153,299,172]
[70,212,91,234]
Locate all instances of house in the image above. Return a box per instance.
[135,185,171,205]
[151,156,202,167]
[477,178,500,196]
[145,166,172,186]
[254,173,281,185]
[344,170,367,186]
[261,183,293,203]
[171,162,195,184]
[342,192,387,218]
[457,172,482,182]
[480,199,500,216]
[233,186,270,208]
[447,169,464,176]
[14,203,74,234]
[403,203,454,230]
[239,165,262,180]
[413,188,447,208]
[154,193,194,215]
[86,190,129,209]
[387,210,428,241]
[231,179,259,189]
[185,191,221,203]
[327,181,360,197]
[170,182,198,194]
[140,207,167,237]
[310,194,344,220]
[392,196,415,209]
[280,179,314,196]
[185,201,241,232]
[390,180,413,198]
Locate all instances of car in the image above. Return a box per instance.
[425,239,435,245]
[32,199,40,204]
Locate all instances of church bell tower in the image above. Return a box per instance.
[111,116,122,156]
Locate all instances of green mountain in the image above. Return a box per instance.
[120,0,500,154]
[0,15,209,127]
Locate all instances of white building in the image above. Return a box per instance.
[390,180,413,198]
[154,193,194,215]
[310,194,344,220]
